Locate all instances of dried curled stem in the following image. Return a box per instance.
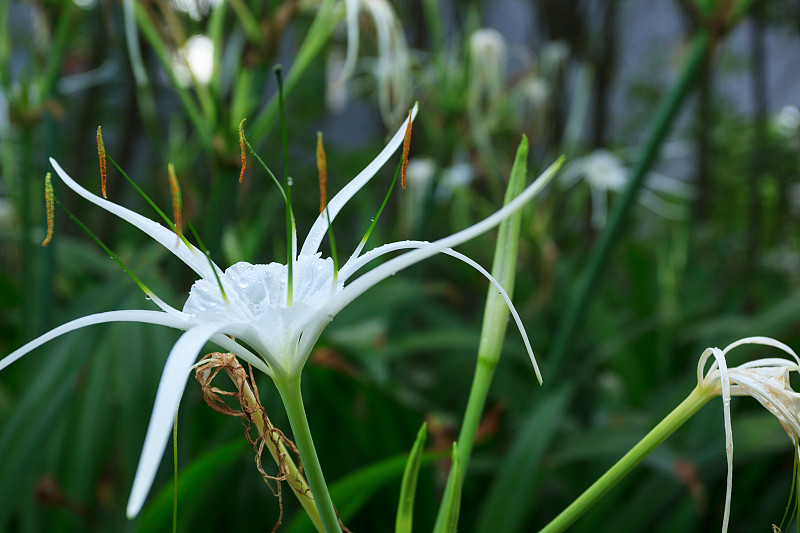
[195,352,320,532]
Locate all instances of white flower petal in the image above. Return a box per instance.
[721,336,800,363]
[322,158,560,323]
[126,322,242,518]
[338,240,541,381]
[293,157,560,374]
[209,334,272,377]
[299,103,418,257]
[0,310,190,373]
[50,158,220,280]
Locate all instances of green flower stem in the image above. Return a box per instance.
[276,376,342,533]
[537,385,715,533]
[228,368,324,532]
[546,29,712,381]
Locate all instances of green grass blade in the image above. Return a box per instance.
[395,423,427,533]
[476,387,571,533]
[433,443,463,533]
[131,439,248,533]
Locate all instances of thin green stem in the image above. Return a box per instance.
[546,30,711,380]
[537,385,714,533]
[275,377,342,533]
[275,66,294,306]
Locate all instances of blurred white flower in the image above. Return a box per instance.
[172,34,215,86]
[697,336,800,533]
[171,0,222,20]
[561,149,693,227]
[327,0,411,124]
[434,159,477,204]
[398,157,435,237]
[468,28,508,130]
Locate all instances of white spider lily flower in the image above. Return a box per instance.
[697,336,800,533]
[1,107,559,519]
[561,149,693,227]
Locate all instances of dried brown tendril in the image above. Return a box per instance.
[195,352,305,532]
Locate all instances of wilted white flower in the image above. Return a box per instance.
[697,336,800,533]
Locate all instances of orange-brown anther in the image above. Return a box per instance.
[97,126,107,198]
[42,172,54,247]
[400,111,413,189]
[168,163,183,239]
[238,119,247,183]
[316,132,328,214]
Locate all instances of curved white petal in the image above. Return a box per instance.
[721,336,800,364]
[126,322,244,518]
[705,348,733,533]
[209,333,273,377]
[319,157,560,324]
[292,158,561,375]
[50,158,220,280]
[145,290,187,318]
[299,103,418,257]
[334,0,360,87]
[338,240,541,381]
[0,310,191,373]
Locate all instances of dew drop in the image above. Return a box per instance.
[287,177,294,186]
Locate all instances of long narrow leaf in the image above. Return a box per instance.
[395,423,427,533]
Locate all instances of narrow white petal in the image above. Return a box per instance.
[209,334,273,377]
[320,157,560,323]
[705,347,733,533]
[299,104,418,257]
[721,336,800,364]
[50,158,220,280]
[0,310,190,373]
[338,240,541,381]
[126,322,242,518]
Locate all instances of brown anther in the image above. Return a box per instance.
[42,172,54,247]
[167,163,183,239]
[238,119,247,183]
[316,132,328,213]
[96,126,107,198]
[400,111,413,189]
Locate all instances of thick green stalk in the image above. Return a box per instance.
[546,30,711,380]
[276,376,342,533]
[538,385,714,533]
[432,137,530,531]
